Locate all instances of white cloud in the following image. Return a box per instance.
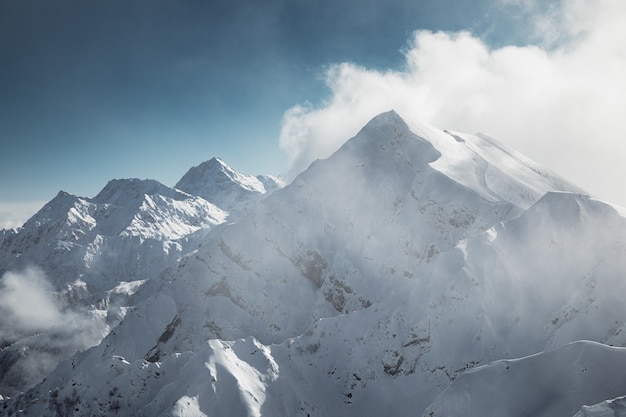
[279,0,626,207]
[0,266,107,392]
[0,201,45,230]
[0,267,64,335]
[0,266,106,347]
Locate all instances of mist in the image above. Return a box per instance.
[0,266,107,395]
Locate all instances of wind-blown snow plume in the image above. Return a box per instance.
[279,0,626,206]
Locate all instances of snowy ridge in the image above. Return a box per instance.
[0,160,279,397]
[2,111,626,417]
[1,178,226,289]
[89,178,227,240]
[175,157,284,214]
[573,395,626,417]
[91,178,189,205]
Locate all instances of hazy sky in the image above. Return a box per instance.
[2,0,624,228]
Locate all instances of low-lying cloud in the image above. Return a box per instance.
[279,0,626,207]
[0,266,106,394]
[0,267,65,339]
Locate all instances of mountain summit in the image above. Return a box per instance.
[2,111,626,417]
[175,157,283,214]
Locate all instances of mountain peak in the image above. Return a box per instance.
[194,156,230,173]
[363,109,405,128]
[175,158,269,212]
[352,109,413,145]
[322,109,438,169]
[22,190,81,227]
[177,157,262,189]
[207,156,228,167]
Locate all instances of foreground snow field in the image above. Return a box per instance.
[2,111,626,416]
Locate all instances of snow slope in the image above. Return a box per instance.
[3,111,625,417]
[573,395,626,417]
[424,341,626,417]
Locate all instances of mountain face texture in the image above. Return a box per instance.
[2,110,626,416]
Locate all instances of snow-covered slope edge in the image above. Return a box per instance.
[573,395,626,417]
[424,341,626,417]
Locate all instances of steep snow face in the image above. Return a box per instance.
[395,192,626,395]
[3,111,625,417]
[573,395,626,417]
[6,335,302,417]
[175,157,283,215]
[260,191,626,417]
[425,341,626,417]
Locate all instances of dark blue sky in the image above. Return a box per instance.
[1,0,547,208]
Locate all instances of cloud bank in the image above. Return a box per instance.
[279,0,626,207]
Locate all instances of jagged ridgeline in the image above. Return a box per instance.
[2,111,626,417]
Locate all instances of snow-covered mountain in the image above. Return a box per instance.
[3,110,626,417]
[0,162,280,397]
[175,157,284,216]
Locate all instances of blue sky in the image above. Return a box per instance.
[2,0,625,228]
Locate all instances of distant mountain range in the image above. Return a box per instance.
[2,111,625,417]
